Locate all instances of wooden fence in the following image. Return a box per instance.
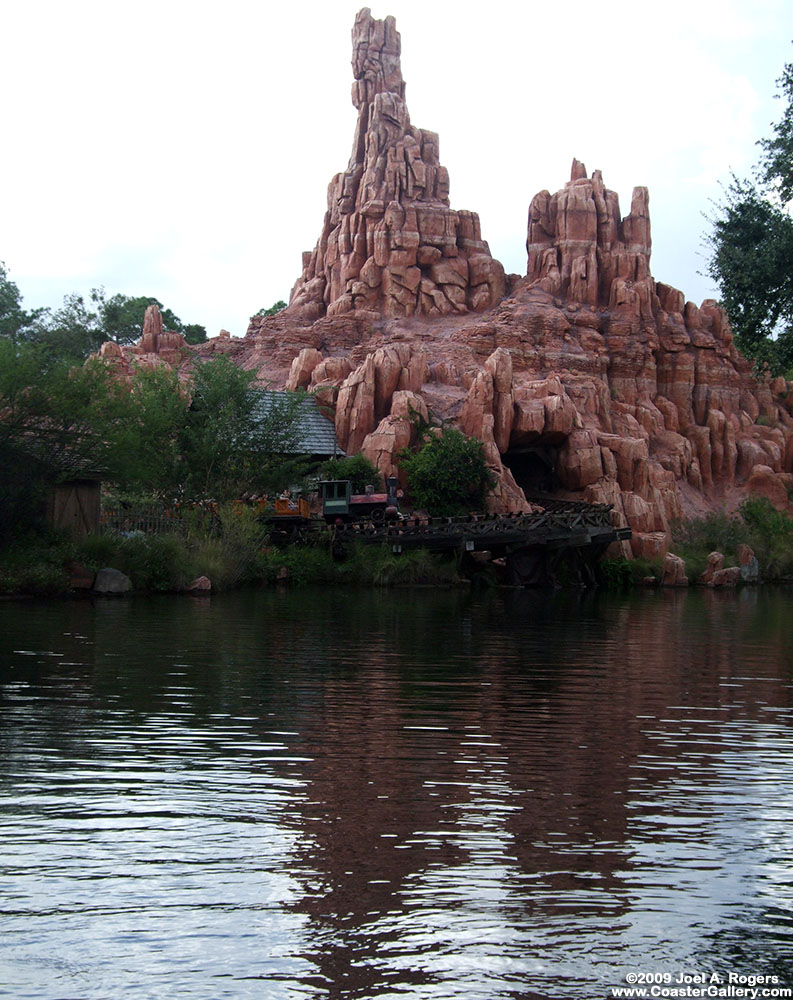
[100,504,188,536]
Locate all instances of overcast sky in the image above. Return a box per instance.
[2,0,792,338]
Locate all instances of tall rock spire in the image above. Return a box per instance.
[527,158,653,313]
[288,8,505,321]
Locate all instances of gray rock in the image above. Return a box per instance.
[737,543,760,583]
[93,567,132,594]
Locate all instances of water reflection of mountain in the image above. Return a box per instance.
[1,587,791,998]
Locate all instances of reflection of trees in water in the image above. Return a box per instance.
[272,587,793,991]
[2,586,792,995]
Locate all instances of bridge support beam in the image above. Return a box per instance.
[505,543,609,588]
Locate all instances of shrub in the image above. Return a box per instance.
[211,503,270,588]
[0,531,74,596]
[599,556,662,589]
[342,543,461,586]
[320,454,382,493]
[671,511,744,579]
[400,427,494,517]
[738,496,793,579]
[255,539,462,588]
[257,543,338,586]
[671,499,793,583]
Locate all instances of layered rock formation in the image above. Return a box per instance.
[237,147,793,557]
[97,304,192,379]
[287,7,506,322]
[113,9,793,559]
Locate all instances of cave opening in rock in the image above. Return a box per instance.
[502,445,559,499]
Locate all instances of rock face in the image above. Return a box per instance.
[287,7,505,321]
[239,149,793,540]
[97,304,191,378]
[109,10,793,558]
[527,160,652,313]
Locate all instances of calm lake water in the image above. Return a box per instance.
[0,586,792,999]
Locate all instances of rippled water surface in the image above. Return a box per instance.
[1,586,792,998]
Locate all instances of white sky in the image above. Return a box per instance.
[2,0,792,338]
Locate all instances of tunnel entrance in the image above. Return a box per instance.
[502,445,559,499]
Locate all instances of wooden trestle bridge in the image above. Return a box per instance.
[329,496,632,587]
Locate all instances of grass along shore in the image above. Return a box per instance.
[2,497,793,597]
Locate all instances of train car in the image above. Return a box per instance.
[318,478,400,523]
[271,496,311,522]
[245,494,313,541]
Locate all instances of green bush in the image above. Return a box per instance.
[342,544,461,586]
[120,534,191,591]
[671,511,744,580]
[0,532,74,596]
[70,503,270,592]
[400,427,493,517]
[256,539,462,588]
[671,499,793,583]
[76,533,126,570]
[599,556,662,589]
[320,454,382,493]
[257,543,338,586]
[738,496,793,579]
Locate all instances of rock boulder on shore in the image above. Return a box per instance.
[93,568,132,595]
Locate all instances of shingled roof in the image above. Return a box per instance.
[253,390,343,458]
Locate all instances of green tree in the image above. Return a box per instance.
[94,290,206,346]
[321,454,382,492]
[252,300,287,319]
[0,261,46,344]
[400,426,493,516]
[181,323,208,345]
[0,339,133,539]
[33,292,106,362]
[0,344,310,531]
[2,268,208,361]
[177,359,306,501]
[759,61,793,203]
[107,365,187,496]
[0,339,132,475]
[706,55,793,375]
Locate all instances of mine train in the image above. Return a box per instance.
[318,477,401,523]
[266,476,401,528]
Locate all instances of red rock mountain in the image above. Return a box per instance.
[114,8,793,558]
[288,9,506,323]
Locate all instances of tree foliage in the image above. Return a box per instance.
[400,426,493,517]
[759,61,793,204]
[320,453,382,493]
[175,359,306,501]
[0,339,132,539]
[707,177,793,371]
[94,290,207,347]
[34,292,107,362]
[706,55,793,376]
[253,300,287,319]
[0,261,46,344]
[0,340,309,538]
[105,360,308,502]
[0,265,207,361]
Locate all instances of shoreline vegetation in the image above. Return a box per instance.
[2,497,793,598]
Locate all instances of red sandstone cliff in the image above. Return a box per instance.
[115,9,793,558]
[287,8,506,322]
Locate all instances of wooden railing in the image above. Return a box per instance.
[100,504,188,536]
